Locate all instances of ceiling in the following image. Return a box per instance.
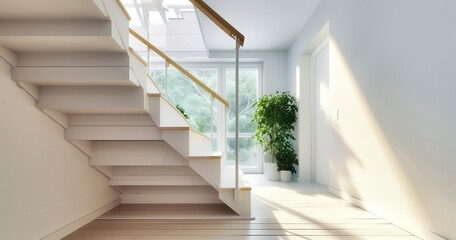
[197,0,321,51]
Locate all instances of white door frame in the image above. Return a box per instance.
[310,37,330,182]
[296,22,330,182]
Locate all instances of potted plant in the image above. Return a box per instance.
[253,92,298,181]
[276,141,298,182]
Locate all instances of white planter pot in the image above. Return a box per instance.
[264,162,280,181]
[280,170,292,182]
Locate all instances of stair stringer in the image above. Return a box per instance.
[96,0,130,51]
[188,156,221,188]
[148,96,189,128]
[147,90,252,216]
[161,129,189,157]
[219,188,252,217]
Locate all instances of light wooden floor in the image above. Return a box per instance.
[64,174,420,240]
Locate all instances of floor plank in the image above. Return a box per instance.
[64,174,420,240]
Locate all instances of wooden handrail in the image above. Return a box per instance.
[115,0,132,21]
[129,28,229,107]
[190,0,244,46]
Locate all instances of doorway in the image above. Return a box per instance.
[311,39,330,186]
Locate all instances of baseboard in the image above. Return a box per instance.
[328,187,447,240]
[41,198,121,240]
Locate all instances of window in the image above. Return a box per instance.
[150,63,263,173]
[150,67,218,133]
[225,67,262,173]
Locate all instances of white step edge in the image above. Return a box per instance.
[120,193,222,204]
[65,125,161,141]
[109,175,210,186]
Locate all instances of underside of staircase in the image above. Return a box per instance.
[0,0,251,224]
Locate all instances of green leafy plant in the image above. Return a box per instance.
[176,104,189,119]
[252,91,298,166]
[276,141,298,174]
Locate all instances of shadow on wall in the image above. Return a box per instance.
[328,122,362,200]
[327,27,455,238]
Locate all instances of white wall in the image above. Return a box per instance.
[288,1,456,239]
[0,57,119,239]
[209,51,288,94]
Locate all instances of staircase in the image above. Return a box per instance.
[0,0,251,221]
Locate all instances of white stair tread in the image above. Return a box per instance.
[188,151,223,159]
[109,175,210,186]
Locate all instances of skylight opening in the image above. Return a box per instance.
[122,0,208,57]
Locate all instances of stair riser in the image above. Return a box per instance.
[0,0,107,20]
[109,175,210,186]
[116,186,218,194]
[121,194,222,204]
[0,20,111,37]
[13,66,138,86]
[0,21,124,52]
[69,114,155,126]
[90,141,187,166]
[113,166,197,176]
[17,52,129,67]
[38,86,148,114]
[66,126,161,141]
